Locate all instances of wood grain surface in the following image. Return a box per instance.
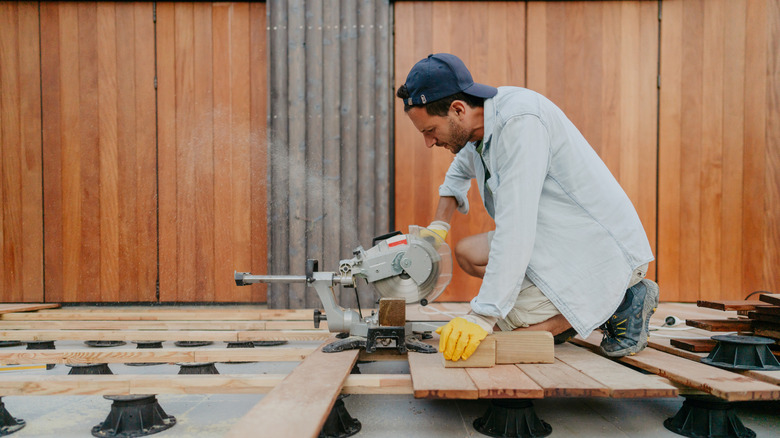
[0,2,44,303]
[658,0,780,301]
[225,344,359,438]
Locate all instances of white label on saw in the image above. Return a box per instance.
[387,235,408,248]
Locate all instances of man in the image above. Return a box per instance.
[397,53,658,361]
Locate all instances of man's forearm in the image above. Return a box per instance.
[433,196,458,223]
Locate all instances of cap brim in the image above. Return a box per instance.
[463,82,498,99]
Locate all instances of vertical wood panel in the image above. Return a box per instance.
[157,2,267,302]
[767,0,780,294]
[41,2,157,302]
[659,0,780,301]
[249,2,269,303]
[526,0,658,283]
[394,1,526,302]
[0,2,43,302]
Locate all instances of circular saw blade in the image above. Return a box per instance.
[373,274,433,303]
[371,226,452,304]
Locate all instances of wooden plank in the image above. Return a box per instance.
[494,331,554,364]
[408,351,478,399]
[685,319,753,332]
[0,347,314,365]
[0,308,315,321]
[554,343,677,398]
[649,338,708,362]
[748,311,780,324]
[0,330,330,342]
[0,320,324,331]
[670,338,717,353]
[466,365,544,399]
[378,298,405,326]
[443,336,495,368]
[0,373,407,397]
[753,323,780,340]
[759,294,780,307]
[0,320,268,331]
[697,300,772,311]
[0,304,60,314]
[516,359,610,398]
[751,306,780,316]
[574,333,780,401]
[225,344,359,438]
[341,374,412,395]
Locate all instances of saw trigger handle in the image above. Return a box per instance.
[372,230,402,246]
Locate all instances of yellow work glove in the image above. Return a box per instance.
[425,220,450,241]
[435,317,488,361]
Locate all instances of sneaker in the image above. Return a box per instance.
[599,279,659,357]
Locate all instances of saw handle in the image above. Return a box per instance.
[372,230,402,246]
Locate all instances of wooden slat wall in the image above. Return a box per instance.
[40,2,157,302]
[157,2,267,302]
[658,0,780,301]
[526,1,659,280]
[266,0,392,309]
[0,2,43,302]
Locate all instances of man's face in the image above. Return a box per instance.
[406,106,472,155]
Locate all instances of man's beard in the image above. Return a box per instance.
[444,117,472,154]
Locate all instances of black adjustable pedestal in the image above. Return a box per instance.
[0,398,25,436]
[25,341,56,370]
[664,395,755,438]
[92,395,176,438]
[473,399,552,438]
[177,362,219,374]
[67,363,113,375]
[318,364,361,438]
[85,341,126,348]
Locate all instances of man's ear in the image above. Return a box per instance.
[450,100,467,118]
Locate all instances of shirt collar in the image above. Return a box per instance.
[481,92,497,151]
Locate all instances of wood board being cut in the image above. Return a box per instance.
[444,331,554,368]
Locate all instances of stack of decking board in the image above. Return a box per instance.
[0,302,779,438]
[671,292,780,358]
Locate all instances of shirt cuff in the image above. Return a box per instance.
[462,313,498,334]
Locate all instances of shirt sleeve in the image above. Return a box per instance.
[470,116,551,318]
[438,147,476,215]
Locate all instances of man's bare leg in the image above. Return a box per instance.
[509,314,572,336]
[454,232,490,277]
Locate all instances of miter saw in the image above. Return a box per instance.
[234,226,452,354]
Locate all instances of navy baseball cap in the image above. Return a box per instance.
[403,53,497,106]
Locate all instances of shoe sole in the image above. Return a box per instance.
[603,279,660,357]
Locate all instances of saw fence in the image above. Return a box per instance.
[0,302,779,437]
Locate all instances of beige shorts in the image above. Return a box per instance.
[486,231,649,331]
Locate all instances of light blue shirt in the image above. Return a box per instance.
[439,87,654,337]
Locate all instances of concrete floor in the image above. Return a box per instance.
[2,340,780,438]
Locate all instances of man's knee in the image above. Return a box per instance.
[454,233,489,277]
